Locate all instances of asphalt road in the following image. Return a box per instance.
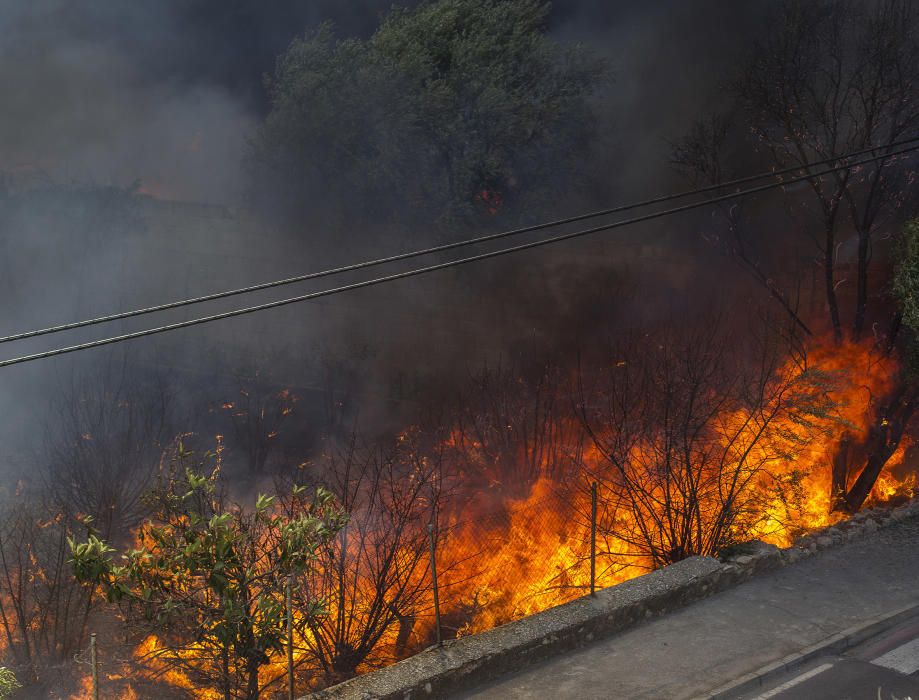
[457,515,919,699]
[731,614,919,700]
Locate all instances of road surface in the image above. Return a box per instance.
[457,514,919,699]
[730,614,919,699]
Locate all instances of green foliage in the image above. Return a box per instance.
[67,534,116,586]
[0,667,19,698]
[894,220,919,328]
[251,0,607,229]
[893,219,919,375]
[69,446,347,697]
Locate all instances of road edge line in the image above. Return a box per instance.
[704,601,919,699]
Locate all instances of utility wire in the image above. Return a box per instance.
[2,136,917,345]
[1,142,916,369]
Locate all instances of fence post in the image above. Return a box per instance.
[90,632,99,700]
[590,481,598,596]
[427,523,442,646]
[287,576,294,700]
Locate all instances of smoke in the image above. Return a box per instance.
[0,5,238,203]
[1,5,913,695]
[0,0,787,470]
[0,1,423,204]
[0,0,775,202]
[550,0,774,200]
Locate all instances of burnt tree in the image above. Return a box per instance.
[298,431,448,684]
[578,316,838,565]
[678,0,919,511]
[42,361,174,539]
[0,500,94,690]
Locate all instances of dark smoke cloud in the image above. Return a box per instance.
[0,0,783,463]
[0,1,409,204]
[551,0,773,200]
[0,1,772,205]
[0,3,248,203]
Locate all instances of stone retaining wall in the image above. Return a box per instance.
[306,498,919,700]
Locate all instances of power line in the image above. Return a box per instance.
[1,137,916,345]
[1,142,916,369]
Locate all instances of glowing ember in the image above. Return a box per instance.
[78,338,915,696]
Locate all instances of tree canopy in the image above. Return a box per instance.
[69,444,347,699]
[894,219,919,371]
[250,0,607,234]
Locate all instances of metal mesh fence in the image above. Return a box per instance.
[425,481,606,643]
[70,482,637,698]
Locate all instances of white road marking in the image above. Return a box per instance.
[872,637,919,675]
[751,663,834,699]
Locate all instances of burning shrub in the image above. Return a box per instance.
[0,498,95,692]
[69,441,346,700]
[579,319,842,567]
[447,361,583,501]
[296,430,449,684]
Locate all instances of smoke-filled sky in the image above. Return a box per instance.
[0,0,787,463]
[0,0,770,204]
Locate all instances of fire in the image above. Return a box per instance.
[70,663,143,700]
[474,188,504,215]
[66,337,915,697]
[427,338,915,637]
[439,476,625,635]
[752,340,907,539]
[132,635,223,699]
[73,674,93,699]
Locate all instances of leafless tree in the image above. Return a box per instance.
[670,114,814,338]
[446,361,584,502]
[42,361,174,539]
[676,0,919,511]
[0,498,94,689]
[218,372,298,477]
[578,317,838,567]
[737,0,919,343]
[296,430,448,686]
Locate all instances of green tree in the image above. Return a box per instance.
[251,0,606,232]
[69,444,346,700]
[678,0,919,511]
[833,218,919,512]
[893,220,919,347]
[0,667,19,698]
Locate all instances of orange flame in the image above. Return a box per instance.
[86,338,915,696]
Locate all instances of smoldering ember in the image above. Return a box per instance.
[2,1,919,699]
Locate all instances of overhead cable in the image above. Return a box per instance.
[1,142,915,369]
[1,137,915,345]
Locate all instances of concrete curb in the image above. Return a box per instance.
[306,556,750,700]
[703,601,919,699]
[306,499,919,700]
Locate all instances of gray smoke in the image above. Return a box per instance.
[0,0,782,471]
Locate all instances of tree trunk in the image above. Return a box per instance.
[246,657,260,699]
[824,222,843,344]
[222,644,231,700]
[830,435,851,510]
[853,226,870,341]
[840,379,918,512]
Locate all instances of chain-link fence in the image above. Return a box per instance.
[425,481,612,643]
[69,482,635,698]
